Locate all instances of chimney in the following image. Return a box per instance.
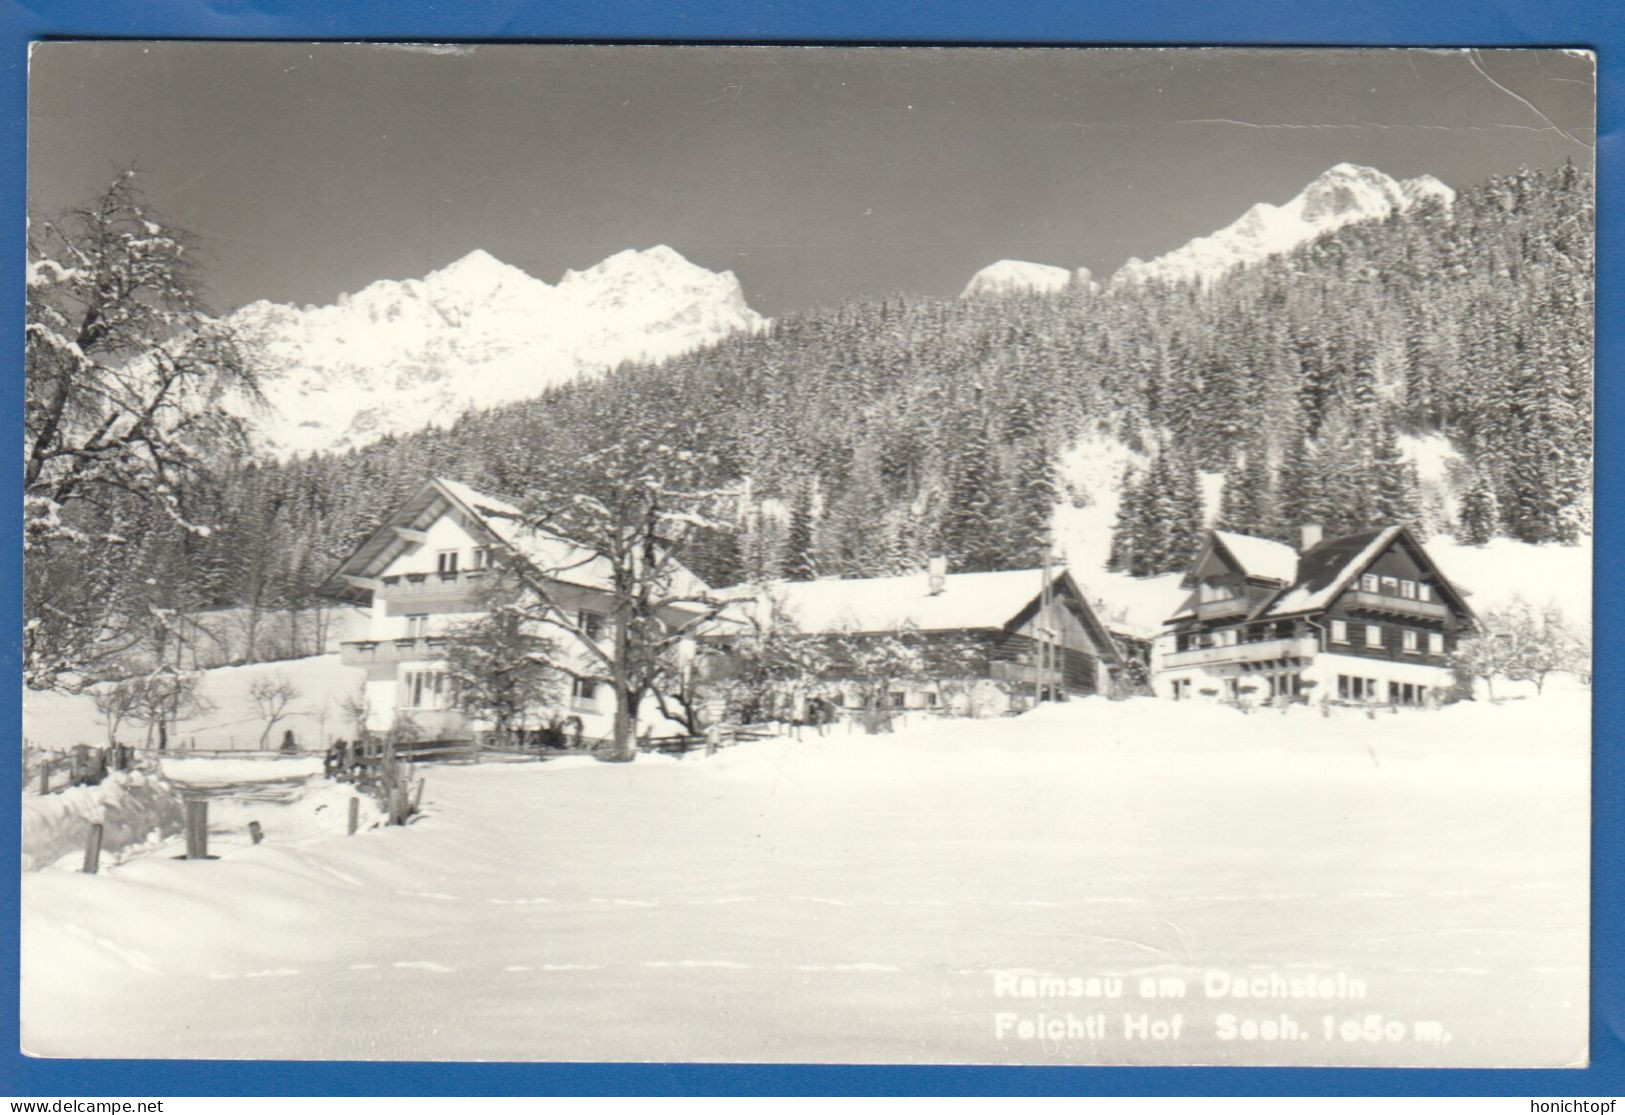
[927,555,947,596]
[1300,523,1323,552]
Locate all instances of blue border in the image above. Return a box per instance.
[1,0,1618,1098]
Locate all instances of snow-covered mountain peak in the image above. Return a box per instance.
[558,244,757,321]
[1298,162,1409,223]
[1400,174,1456,209]
[420,248,539,297]
[959,260,1099,299]
[230,247,766,458]
[1112,164,1453,287]
[961,260,1075,298]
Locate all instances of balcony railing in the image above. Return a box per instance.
[376,569,492,599]
[339,636,448,667]
[1341,590,1448,620]
[1194,597,1250,621]
[1162,635,1318,670]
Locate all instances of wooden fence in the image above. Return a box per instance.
[31,744,136,795]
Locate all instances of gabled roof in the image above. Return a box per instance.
[1170,528,1299,620]
[1259,524,1475,623]
[1258,527,1392,617]
[720,567,1124,664]
[1211,530,1298,584]
[321,477,712,603]
[1165,524,1477,628]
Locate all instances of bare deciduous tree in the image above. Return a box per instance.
[25,171,259,691]
[249,674,302,750]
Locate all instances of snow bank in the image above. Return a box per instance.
[23,771,185,872]
[159,754,325,785]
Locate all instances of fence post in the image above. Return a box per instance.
[82,823,104,875]
[412,778,425,815]
[388,785,406,826]
[348,796,360,835]
[38,764,48,796]
[248,821,264,845]
[184,799,209,860]
[705,725,719,757]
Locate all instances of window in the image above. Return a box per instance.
[577,610,605,640]
[1402,629,1419,654]
[1428,631,1445,655]
[1379,575,1399,595]
[888,691,906,709]
[1400,579,1418,599]
[437,550,459,575]
[470,546,491,571]
[1361,574,1379,593]
[571,678,601,705]
[1365,624,1383,649]
[1418,584,1433,603]
[1341,675,1380,700]
[405,614,428,639]
[402,670,447,710]
[1331,619,1348,644]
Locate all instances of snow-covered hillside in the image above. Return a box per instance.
[1113,164,1454,287]
[24,654,368,753]
[231,246,766,457]
[961,260,1096,298]
[22,694,1586,1064]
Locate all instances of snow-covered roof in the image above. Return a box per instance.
[435,476,523,521]
[438,479,714,603]
[322,476,712,604]
[723,569,1049,635]
[727,568,1089,634]
[1260,527,1397,617]
[1211,530,1299,584]
[1163,524,1478,627]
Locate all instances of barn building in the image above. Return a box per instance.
[712,563,1129,718]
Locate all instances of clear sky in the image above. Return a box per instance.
[27,43,1595,318]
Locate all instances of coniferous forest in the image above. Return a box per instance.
[32,163,1593,673]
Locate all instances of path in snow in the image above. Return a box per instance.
[21,696,1588,1066]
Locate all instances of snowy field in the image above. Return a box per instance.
[21,692,1587,1066]
[23,654,367,754]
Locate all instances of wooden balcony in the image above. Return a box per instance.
[376,569,493,602]
[339,636,448,667]
[1341,590,1448,620]
[1162,635,1318,670]
[1194,597,1250,621]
